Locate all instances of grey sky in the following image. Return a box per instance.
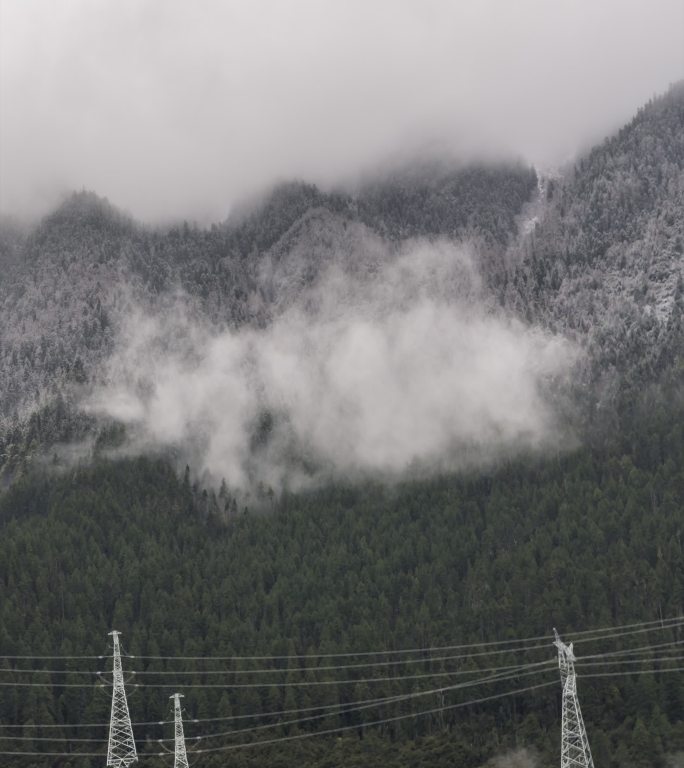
[1,0,682,222]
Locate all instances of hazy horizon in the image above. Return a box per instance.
[1,0,683,223]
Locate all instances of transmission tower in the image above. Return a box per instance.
[106,630,138,767]
[553,629,594,768]
[171,693,190,768]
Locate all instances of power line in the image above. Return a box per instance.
[122,616,684,661]
[2,650,681,691]
[581,666,684,679]
[4,659,683,745]
[0,663,558,740]
[0,621,681,734]
[572,620,683,647]
[3,623,682,686]
[194,681,559,754]
[0,679,558,759]
[0,750,106,758]
[5,636,682,677]
[0,653,111,661]
[0,681,108,688]
[0,659,560,690]
[579,656,684,669]
[4,644,681,690]
[582,638,684,659]
[0,658,557,691]
[0,662,557,744]
[1,666,682,758]
[0,677,472,730]
[0,642,554,677]
[0,688,397,730]
[184,665,556,744]
[0,680,461,730]
[2,616,678,662]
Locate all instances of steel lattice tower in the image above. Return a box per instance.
[106,630,138,767]
[553,629,594,768]
[171,693,190,768]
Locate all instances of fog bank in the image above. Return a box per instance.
[87,240,577,490]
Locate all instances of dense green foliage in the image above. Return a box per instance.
[0,396,682,768]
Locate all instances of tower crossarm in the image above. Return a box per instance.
[553,627,576,688]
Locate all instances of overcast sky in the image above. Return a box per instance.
[1,0,682,222]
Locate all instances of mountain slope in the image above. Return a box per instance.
[0,88,684,768]
[1,406,682,767]
[0,162,537,481]
[513,82,684,364]
[503,83,684,447]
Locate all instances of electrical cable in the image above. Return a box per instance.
[0,659,559,690]
[0,661,557,732]
[195,681,558,754]
[0,642,554,677]
[1,618,681,733]
[581,638,684,659]
[5,635,680,677]
[572,619,683,647]
[1,664,681,755]
[581,666,684,679]
[0,679,558,758]
[183,664,556,745]
[579,655,684,668]
[0,662,557,744]
[3,626,682,689]
[122,616,684,661]
[2,616,678,662]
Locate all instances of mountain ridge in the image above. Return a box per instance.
[0,85,683,768]
[0,84,683,484]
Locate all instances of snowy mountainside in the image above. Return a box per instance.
[516,83,684,330]
[508,82,684,408]
[1,81,684,480]
[0,163,536,478]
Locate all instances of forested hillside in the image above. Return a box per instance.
[1,85,684,768]
[0,392,682,767]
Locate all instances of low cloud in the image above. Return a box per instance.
[87,240,577,491]
[2,0,683,221]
